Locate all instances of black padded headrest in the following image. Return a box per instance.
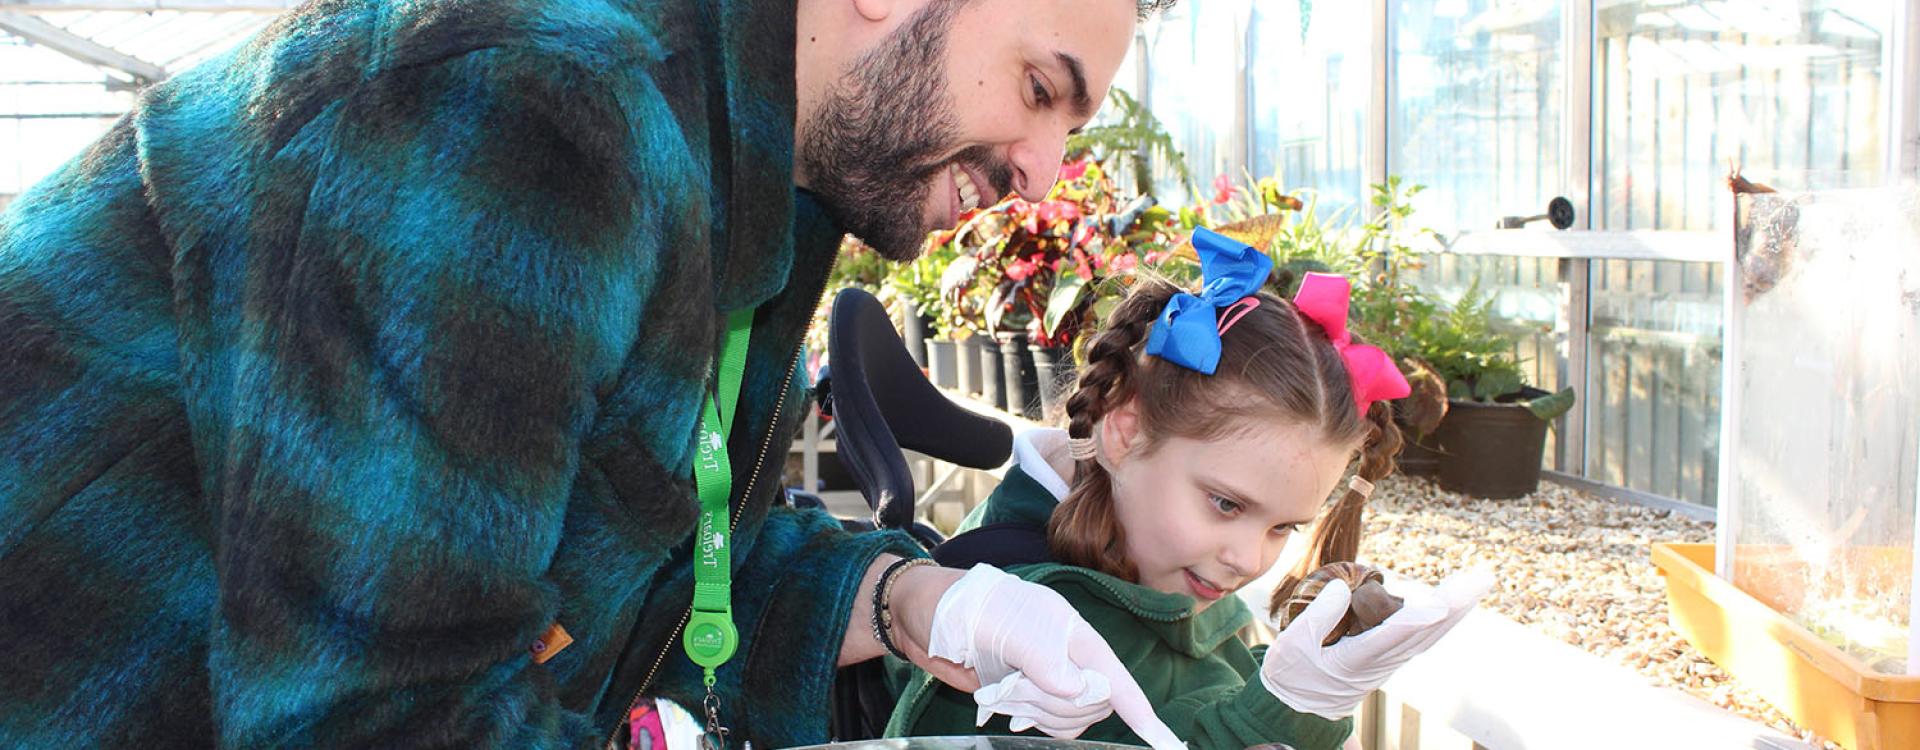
[827,288,1013,529]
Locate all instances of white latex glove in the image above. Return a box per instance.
[928,564,1188,750]
[1259,568,1494,719]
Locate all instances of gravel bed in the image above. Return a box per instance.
[1356,476,1841,749]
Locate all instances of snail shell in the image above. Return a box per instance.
[1275,562,1406,647]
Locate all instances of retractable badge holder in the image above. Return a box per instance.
[684,309,753,750]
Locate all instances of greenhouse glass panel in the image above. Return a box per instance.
[1247,0,1371,216]
[1594,0,1894,231]
[1587,258,1725,505]
[1,11,274,197]
[0,39,132,195]
[1390,0,1565,234]
[1142,1,1245,202]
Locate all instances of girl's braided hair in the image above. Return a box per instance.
[1045,274,1404,615]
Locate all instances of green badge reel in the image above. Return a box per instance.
[684,308,752,749]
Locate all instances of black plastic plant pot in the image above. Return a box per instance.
[925,339,959,389]
[1390,403,1442,477]
[955,334,982,397]
[902,311,930,368]
[1029,344,1074,424]
[1397,432,1444,478]
[997,333,1041,420]
[978,337,1005,410]
[1432,388,1551,499]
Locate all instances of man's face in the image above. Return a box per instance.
[801,0,1136,261]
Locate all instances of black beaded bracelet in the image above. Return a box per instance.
[872,557,935,661]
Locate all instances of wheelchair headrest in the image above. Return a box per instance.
[827,288,1013,530]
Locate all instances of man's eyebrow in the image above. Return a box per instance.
[1054,51,1094,119]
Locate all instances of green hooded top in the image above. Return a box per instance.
[885,429,1353,750]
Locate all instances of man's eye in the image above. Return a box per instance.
[1209,495,1240,515]
[1030,75,1053,107]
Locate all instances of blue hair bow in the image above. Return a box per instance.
[1144,228,1274,374]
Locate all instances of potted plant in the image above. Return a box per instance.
[1031,158,1179,420]
[975,200,1062,421]
[1399,283,1575,498]
[886,238,957,388]
[940,156,1182,421]
[936,212,1009,410]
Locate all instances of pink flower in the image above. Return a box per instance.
[1110,253,1138,274]
[1070,222,1095,248]
[1144,251,1167,265]
[1058,159,1090,183]
[1035,200,1081,225]
[1212,174,1238,204]
[1006,259,1038,281]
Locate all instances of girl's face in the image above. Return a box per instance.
[1100,400,1356,611]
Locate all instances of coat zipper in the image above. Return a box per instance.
[1035,568,1190,623]
[604,261,838,750]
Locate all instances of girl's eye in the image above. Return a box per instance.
[1209,494,1241,515]
[1029,75,1053,107]
[1271,523,1300,537]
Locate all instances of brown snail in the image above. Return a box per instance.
[1274,562,1405,647]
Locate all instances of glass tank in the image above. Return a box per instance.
[1719,186,1920,676]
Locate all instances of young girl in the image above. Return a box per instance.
[886,229,1490,750]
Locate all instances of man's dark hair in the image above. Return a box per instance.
[1136,0,1178,18]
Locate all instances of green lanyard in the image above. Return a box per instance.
[685,308,753,688]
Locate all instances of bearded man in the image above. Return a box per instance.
[0,0,1180,746]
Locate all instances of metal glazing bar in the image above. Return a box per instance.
[1367,0,1390,202]
[0,111,121,118]
[1447,229,1727,263]
[1542,470,1715,522]
[0,11,164,83]
[0,0,296,11]
[1230,0,1251,182]
[1890,0,1919,180]
[1562,257,1590,478]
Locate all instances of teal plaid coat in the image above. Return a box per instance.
[0,0,919,746]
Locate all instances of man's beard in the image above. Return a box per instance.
[800,0,1014,261]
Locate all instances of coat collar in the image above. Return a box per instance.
[710,0,805,310]
[1022,563,1254,659]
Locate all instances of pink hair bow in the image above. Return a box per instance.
[1292,273,1411,416]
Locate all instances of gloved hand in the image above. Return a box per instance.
[1259,568,1494,719]
[928,564,1187,750]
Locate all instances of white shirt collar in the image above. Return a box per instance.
[1012,427,1074,502]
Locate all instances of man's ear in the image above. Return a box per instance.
[851,0,897,23]
[1097,396,1144,469]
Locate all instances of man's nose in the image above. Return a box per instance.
[1008,132,1068,202]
